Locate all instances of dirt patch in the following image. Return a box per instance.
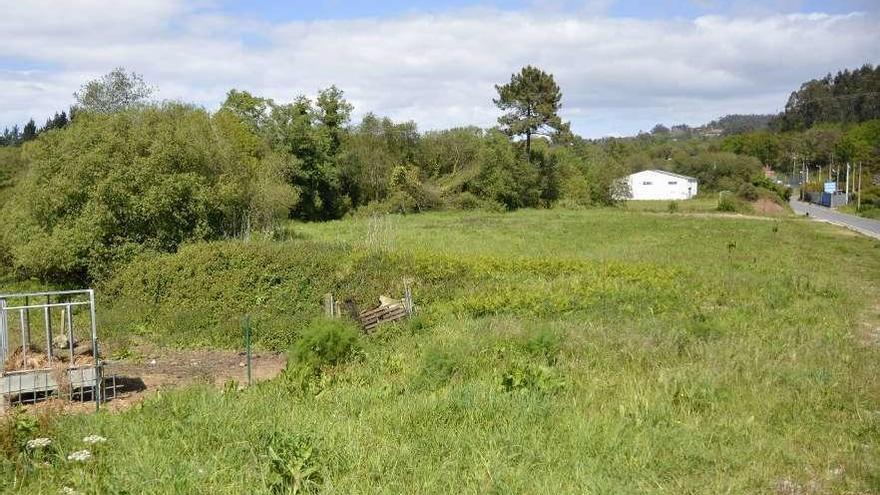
[753,198,785,215]
[3,347,287,415]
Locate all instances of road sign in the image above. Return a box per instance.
[824,182,837,194]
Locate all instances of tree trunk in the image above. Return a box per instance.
[526,132,531,162]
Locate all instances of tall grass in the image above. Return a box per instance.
[2,208,879,493]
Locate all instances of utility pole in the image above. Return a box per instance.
[857,162,862,211]
[845,162,850,203]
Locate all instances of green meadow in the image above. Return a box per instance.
[3,207,880,494]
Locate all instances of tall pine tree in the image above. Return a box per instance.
[494,66,570,158]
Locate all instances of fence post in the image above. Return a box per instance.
[324,293,335,318]
[88,289,100,412]
[242,316,252,387]
[0,299,7,370]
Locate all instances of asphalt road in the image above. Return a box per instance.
[790,199,880,240]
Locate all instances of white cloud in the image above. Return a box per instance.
[0,1,878,137]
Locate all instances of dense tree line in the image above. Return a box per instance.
[0,112,70,146]
[772,64,880,131]
[0,67,628,282]
[3,64,878,282]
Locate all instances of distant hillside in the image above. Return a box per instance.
[704,114,773,135]
[649,114,773,138]
[772,64,880,131]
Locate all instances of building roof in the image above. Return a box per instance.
[630,169,698,182]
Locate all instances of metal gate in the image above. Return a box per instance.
[0,289,109,410]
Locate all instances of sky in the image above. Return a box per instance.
[1,0,879,138]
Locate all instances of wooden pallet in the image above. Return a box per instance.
[358,304,408,333]
[325,282,414,332]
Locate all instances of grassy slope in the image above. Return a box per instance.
[5,208,880,493]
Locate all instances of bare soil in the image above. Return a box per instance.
[3,347,287,415]
[753,198,786,215]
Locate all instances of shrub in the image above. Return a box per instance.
[290,318,362,370]
[667,201,679,213]
[443,191,503,211]
[261,430,323,494]
[2,104,295,282]
[501,360,565,395]
[737,183,759,201]
[717,192,738,212]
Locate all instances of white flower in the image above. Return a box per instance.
[26,438,52,449]
[60,487,81,495]
[82,435,106,445]
[67,450,91,462]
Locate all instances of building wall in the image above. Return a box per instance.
[627,170,698,200]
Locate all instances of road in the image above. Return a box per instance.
[790,199,880,240]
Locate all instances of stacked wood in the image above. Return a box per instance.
[358,301,408,333]
[327,282,414,332]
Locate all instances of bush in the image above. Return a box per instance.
[2,104,295,282]
[750,175,791,203]
[260,430,323,494]
[667,201,679,213]
[100,237,683,350]
[737,183,759,201]
[443,192,503,211]
[501,360,565,395]
[290,318,362,370]
[717,192,738,212]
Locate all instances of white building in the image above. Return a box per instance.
[625,169,698,200]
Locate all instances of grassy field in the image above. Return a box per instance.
[3,207,880,493]
[621,197,722,213]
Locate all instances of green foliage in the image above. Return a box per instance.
[773,64,880,131]
[470,130,540,209]
[221,89,272,133]
[0,409,39,457]
[9,105,262,280]
[494,65,571,155]
[673,151,762,192]
[1,104,298,282]
[6,104,296,281]
[73,67,153,114]
[750,175,792,202]
[667,200,679,213]
[721,131,780,165]
[5,208,880,493]
[101,240,348,348]
[290,318,362,370]
[413,344,467,390]
[737,182,759,201]
[0,146,24,209]
[717,191,738,212]
[500,360,565,395]
[520,326,564,365]
[261,431,323,494]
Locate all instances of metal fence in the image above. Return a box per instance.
[0,289,114,410]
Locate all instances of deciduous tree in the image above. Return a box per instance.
[73,67,154,114]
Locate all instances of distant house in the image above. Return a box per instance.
[625,170,699,200]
